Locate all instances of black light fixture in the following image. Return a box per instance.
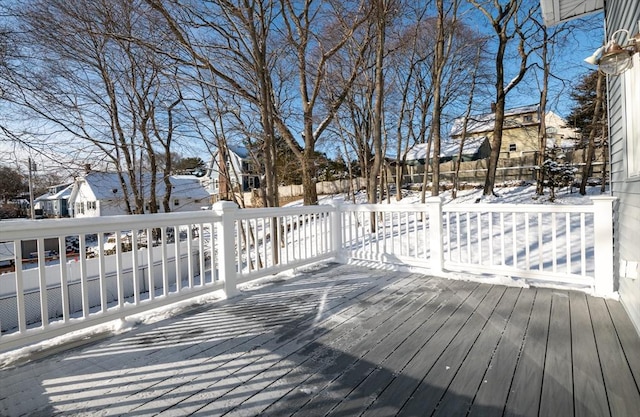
[585,26,640,76]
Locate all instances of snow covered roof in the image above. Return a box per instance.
[78,172,209,201]
[35,184,73,203]
[228,145,250,159]
[450,105,539,137]
[406,136,489,161]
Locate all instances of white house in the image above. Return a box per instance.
[540,0,640,333]
[202,145,260,199]
[34,183,73,218]
[68,172,210,217]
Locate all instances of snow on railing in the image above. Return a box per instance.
[0,196,616,353]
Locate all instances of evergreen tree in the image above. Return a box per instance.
[566,70,608,146]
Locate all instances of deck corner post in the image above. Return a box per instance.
[591,196,617,296]
[426,196,444,275]
[213,201,240,298]
[328,201,345,263]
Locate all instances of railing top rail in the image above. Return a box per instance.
[0,210,222,241]
[234,205,335,219]
[442,203,598,214]
[340,203,430,213]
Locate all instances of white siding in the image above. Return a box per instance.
[607,1,640,334]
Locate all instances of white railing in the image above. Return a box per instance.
[337,196,615,295]
[0,196,616,353]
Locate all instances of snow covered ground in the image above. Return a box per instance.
[291,182,609,207]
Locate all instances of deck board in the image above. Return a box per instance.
[589,296,640,416]
[503,288,552,417]
[430,287,521,417]
[1,264,640,417]
[570,292,610,417]
[469,288,535,417]
[539,291,574,417]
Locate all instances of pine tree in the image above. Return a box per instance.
[566,70,608,146]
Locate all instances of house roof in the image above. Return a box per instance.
[540,0,603,26]
[35,183,73,202]
[78,172,209,201]
[405,136,489,161]
[450,105,539,137]
[228,145,250,159]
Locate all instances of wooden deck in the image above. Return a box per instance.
[1,263,639,416]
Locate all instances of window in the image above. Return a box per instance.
[523,115,533,123]
[87,201,97,210]
[509,143,517,152]
[625,53,640,178]
[75,202,85,215]
[174,199,180,206]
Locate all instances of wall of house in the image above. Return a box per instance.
[607,1,640,334]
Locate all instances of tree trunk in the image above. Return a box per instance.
[580,71,604,195]
[368,0,386,206]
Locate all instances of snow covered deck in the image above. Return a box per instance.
[1,263,639,416]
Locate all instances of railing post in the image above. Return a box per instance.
[329,201,345,263]
[213,201,240,298]
[591,196,617,296]
[426,196,444,275]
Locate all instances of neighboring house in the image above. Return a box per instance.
[202,145,260,200]
[68,172,210,217]
[450,105,579,158]
[541,0,640,333]
[405,136,491,165]
[34,183,73,218]
[400,136,491,183]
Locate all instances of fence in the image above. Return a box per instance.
[0,196,616,353]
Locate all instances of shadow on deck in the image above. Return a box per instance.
[1,263,639,416]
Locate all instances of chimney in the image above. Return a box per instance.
[490,102,496,113]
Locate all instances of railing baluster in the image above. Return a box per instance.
[132,230,140,305]
[525,213,530,270]
[581,213,586,276]
[161,227,169,297]
[466,212,471,263]
[500,212,505,266]
[552,213,557,272]
[37,238,48,328]
[187,225,194,288]
[58,236,69,323]
[174,226,181,293]
[566,213,571,275]
[146,227,155,298]
[97,233,107,311]
[512,212,517,267]
[79,234,89,318]
[115,233,124,307]
[14,241,26,333]
[538,213,543,271]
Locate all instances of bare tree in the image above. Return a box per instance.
[274,0,371,205]
[9,0,185,214]
[468,0,539,197]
